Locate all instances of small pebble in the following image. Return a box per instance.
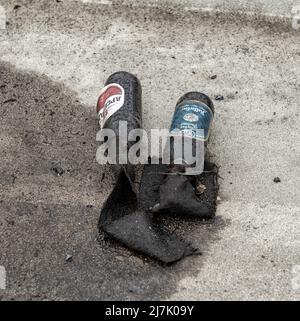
[210,75,217,80]
[52,166,64,177]
[273,177,281,183]
[65,254,73,262]
[215,95,224,101]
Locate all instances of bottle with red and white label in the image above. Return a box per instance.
[97,71,142,132]
[96,71,142,188]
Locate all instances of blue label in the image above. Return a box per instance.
[170,100,213,141]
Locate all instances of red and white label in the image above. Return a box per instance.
[96,83,125,129]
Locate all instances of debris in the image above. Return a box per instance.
[65,254,73,262]
[151,92,218,218]
[51,166,64,177]
[214,95,224,101]
[196,183,206,195]
[96,71,142,190]
[100,170,197,263]
[97,74,219,263]
[273,177,281,183]
[97,73,199,263]
[150,162,218,218]
[3,98,17,104]
[210,75,217,80]
[171,91,214,152]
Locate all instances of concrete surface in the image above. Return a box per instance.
[0,0,299,300]
[78,0,297,18]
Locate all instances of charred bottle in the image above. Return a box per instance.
[96,71,142,188]
[167,92,214,175]
[153,92,218,218]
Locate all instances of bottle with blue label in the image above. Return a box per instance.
[170,92,214,142]
[168,92,214,173]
